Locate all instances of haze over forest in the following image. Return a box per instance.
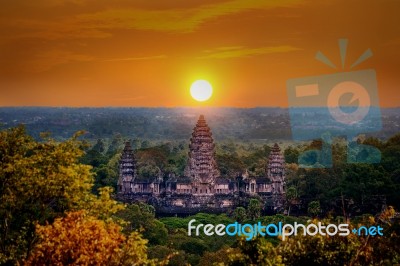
[1,107,399,141]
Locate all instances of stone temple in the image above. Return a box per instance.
[117,115,285,214]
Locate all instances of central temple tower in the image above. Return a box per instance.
[184,115,220,187]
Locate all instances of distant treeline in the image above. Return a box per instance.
[1,107,399,140]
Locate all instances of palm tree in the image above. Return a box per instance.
[286,186,297,216]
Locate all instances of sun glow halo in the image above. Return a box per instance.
[190,80,213,102]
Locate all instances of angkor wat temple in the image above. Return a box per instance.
[117,115,285,214]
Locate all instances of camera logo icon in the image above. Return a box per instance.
[287,39,382,168]
[328,80,370,125]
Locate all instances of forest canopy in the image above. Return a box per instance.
[0,124,399,265]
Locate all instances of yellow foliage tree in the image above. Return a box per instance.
[25,210,154,266]
[225,237,284,266]
[0,126,125,264]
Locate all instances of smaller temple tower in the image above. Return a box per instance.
[117,141,137,194]
[267,143,286,208]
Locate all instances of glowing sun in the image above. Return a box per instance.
[190,80,213,102]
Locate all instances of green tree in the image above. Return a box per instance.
[284,146,300,164]
[308,200,321,217]
[116,203,168,246]
[233,207,247,222]
[285,186,298,216]
[216,153,246,178]
[0,126,124,264]
[247,199,262,221]
[106,134,123,156]
[141,140,150,149]
[92,139,106,153]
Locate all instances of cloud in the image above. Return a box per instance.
[0,0,304,42]
[76,0,303,33]
[23,49,94,72]
[198,45,301,59]
[104,55,167,62]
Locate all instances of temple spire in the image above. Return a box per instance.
[184,115,220,184]
[267,143,285,178]
[267,143,285,199]
[117,141,137,193]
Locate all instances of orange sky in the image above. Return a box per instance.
[0,0,399,107]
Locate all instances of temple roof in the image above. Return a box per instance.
[271,143,281,152]
[215,178,232,184]
[242,177,272,184]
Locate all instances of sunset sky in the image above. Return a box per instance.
[0,0,399,107]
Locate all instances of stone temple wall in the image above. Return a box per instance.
[117,115,286,214]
